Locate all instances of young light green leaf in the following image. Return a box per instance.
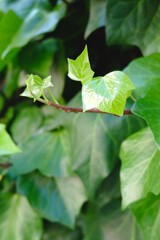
[120,127,160,209]
[82,71,135,116]
[0,193,43,240]
[0,124,21,156]
[17,172,87,228]
[68,45,94,84]
[20,74,53,101]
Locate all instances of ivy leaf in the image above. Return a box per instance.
[85,0,106,38]
[106,0,160,55]
[124,53,160,98]
[21,74,53,100]
[68,45,94,84]
[82,200,143,240]
[11,130,73,177]
[0,193,43,240]
[132,86,160,150]
[0,124,21,156]
[120,127,160,208]
[131,193,160,240]
[82,71,135,116]
[17,172,87,228]
[10,106,43,144]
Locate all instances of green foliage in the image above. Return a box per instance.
[0,124,21,156]
[1,0,160,239]
[0,193,43,240]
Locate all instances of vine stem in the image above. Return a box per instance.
[0,163,12,169]
[47,101,133,116]
[27,84,133,116]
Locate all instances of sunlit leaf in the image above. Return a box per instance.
[68,46,94,84]
[82,71,134,116]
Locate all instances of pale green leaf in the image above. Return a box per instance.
[106,0,160,55]
[132,86,160,150]
[0,193,42,240]
[82,71,134,116]
[20,74,53,100]
[120,127,160,208]
[68,45,94,84]
[131,193,160,240]
[0,124,21,156]
[17,172,87,228]
[11,129,73,177]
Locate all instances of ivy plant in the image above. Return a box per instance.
[1,0,160,239]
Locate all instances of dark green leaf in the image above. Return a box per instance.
[132,87,160,149]
[0,193,43,240]
[0,3,66,69]
[11,129,73,177]
[124,53,160,98]
[82,200,143,240]
[85,0,106,38]
[17,172,87,228]
[0,94,4,112]
[68,46,94,84]
[82,71,134,116]
[131,193,160,240]
[19,38,58,78]
[0,124,21,155]
[106,0,160,55]
[120,127,160,208]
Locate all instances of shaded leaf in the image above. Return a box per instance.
[0,193,43,240]
[0,0,51,18]
[0,3,66,69]
[120,127,160,208]
[11,129,73,177]
[131,193,160,240]
[132,86,160,149]
[0,124,21,156]
[71,113,145,199]
[68,46,94,84]
[82,71,134,116]
[19,38,58,77]
[85,0,106,38]
[106,0,160,55]
[10,106,43,143]
[82,200,143,240]
[17,172,87,228]
[124,53,160,98]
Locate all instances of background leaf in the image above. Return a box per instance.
[0,193,43,240]
[17,171,87,228]
[120,127,160,208]
[0,124,21,156]
[131,193,160,240]
[106,0,160,55]
[11,129,73,177]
